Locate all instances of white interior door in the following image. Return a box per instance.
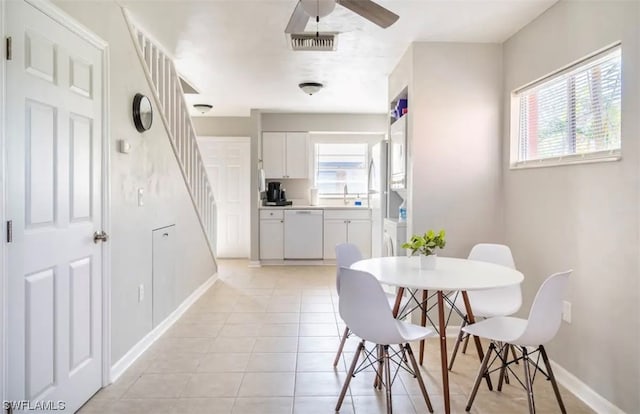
[6,1,104,412]
[198,137,250,258]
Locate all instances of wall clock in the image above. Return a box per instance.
[133,93,153,132]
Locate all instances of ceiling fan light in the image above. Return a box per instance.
[193,104,213,114]
[299,82,324,95]
[301,0,336,18]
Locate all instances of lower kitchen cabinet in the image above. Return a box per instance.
[260,210,284,259]
[323,210,371,259]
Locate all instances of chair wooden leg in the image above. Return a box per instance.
[448,318,468,371]
[511,344,520,364]
[419,289,428,365]
[539,345,567,414]
[384,345,393,414]
[334,326,350,367]
[461,333,470,354]
[465,342,495,412]
[522,347,536,414]
[497,343,510,391]
[405,343,433,413]
[336,340,364,411]
[374,345,384,389]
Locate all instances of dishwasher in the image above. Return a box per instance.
[284,209,324,259]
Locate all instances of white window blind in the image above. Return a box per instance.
[314,143,368,196]
[514,46,622,166]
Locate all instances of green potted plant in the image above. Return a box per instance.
[402,230,446,270]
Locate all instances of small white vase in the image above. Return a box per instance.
[420,254,437,270]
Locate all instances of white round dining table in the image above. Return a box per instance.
[351,256,524,291]
[351,255,524,414]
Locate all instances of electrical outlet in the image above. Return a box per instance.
[562,300,571,323]
[138,284,145,303]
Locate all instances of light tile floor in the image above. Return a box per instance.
[79,260,595,414]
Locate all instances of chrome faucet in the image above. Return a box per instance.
[343,184,348,205]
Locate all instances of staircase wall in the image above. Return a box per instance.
[54,0,217,363]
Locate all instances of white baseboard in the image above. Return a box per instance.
[248,261,261,268]
[109,274,218,383]
[550,360,625,414]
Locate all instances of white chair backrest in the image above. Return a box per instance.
[338,267,404,345]
[335,243,362,294]
[515,270,572,346]
[467,243,522,315]
[468,243,516,268]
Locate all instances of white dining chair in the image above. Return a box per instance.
[463,270,572,414]
[333,243,409,367]
[447,243,522,371]
[335,267,436,414]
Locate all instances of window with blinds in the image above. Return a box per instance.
[314,143,368,196]
[513,45,622,167]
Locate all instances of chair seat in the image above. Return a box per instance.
[462,316,528,345]
[395,320,436,343]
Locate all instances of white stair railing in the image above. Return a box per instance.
[123,11,217,261]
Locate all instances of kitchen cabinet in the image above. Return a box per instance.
[323,209,371,259]
[260,209,284,259]
[262,132,309,179]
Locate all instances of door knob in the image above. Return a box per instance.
[93,231,109,244]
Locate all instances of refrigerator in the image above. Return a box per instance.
[369,140,404,257]
[368,141,388,257]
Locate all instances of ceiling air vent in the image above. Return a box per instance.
[290,33,337,51]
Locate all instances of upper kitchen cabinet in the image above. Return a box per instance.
[262,132,309,179]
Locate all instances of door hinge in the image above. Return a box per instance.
[5,36,12,61]
[6,220,13,243]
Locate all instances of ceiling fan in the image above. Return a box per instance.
[285,0,399,34]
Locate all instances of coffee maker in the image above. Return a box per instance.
[264,181,292,206]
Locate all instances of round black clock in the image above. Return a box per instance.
[133,93,153,132]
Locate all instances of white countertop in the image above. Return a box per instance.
[260,205,370,210]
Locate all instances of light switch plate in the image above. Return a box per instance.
[137,188,144,207]
[138,284,144,303]
[562,300,571,323]
[117,139,131,154]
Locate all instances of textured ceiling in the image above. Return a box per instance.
[121,0,556,116]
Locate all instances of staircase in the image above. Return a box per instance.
[123,11,217,260]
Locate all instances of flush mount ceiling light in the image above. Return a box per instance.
[300,0,336,18]
[193,104,213,114]
[299,82,324,95]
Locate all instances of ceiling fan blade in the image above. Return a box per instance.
[285,1,310,33]
[337,0,399,28]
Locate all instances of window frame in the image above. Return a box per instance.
[313,141,370,199]
[509,43,622,170]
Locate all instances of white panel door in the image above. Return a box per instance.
[348,220,372,259]
[198,137,250,258]
[285,133,309,179]
[6,2,104,412]
[262,132,285,179]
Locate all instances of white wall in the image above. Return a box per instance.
[192,116,253,137]
[502,1,640,411]
[54,0,216,363]
[392,43,504,258]
[261,113,388,133]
